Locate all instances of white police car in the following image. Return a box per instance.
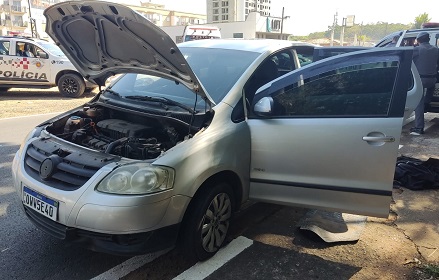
[0,36,96,97]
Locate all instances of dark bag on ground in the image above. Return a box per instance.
[394,156,439,190]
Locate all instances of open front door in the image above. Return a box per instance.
[248,48,420,218]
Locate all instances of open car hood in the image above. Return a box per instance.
[44,1,214,104]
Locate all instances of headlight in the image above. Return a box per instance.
[96,164,175,195]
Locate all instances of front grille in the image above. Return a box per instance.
[24,206,67,239]
[24,138,117,191]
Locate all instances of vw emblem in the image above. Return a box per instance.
[39,158,55,180]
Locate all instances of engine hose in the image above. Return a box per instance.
[104,137,128,154]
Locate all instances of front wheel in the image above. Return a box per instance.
[182,182,234,261]
[57,73,85,98]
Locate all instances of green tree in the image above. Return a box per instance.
[413,13,431,29]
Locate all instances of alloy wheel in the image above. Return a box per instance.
[200,192,232,253]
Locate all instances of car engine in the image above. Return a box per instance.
[45,105,188,160]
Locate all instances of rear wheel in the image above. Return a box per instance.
[182,182,234,261]
[58,73,85,98]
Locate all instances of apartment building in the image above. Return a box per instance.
[126,1,206,27]
[0,0,62,37]
[206,0,271,23]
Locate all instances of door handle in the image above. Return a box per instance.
[362,136,395,142]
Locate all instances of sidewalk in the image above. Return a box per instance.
[395,113,439,264]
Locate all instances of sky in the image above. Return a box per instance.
[131,0,439,35]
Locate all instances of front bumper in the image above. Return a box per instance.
[12,142,191,255]
[24,206,180,255]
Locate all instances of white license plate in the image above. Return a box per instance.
[23,186,58,221]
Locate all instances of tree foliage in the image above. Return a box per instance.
[413,13,431,29]
[289,13,433,45]
[290,22,411,44]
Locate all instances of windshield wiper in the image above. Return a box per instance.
[124,95,196,114]
[104,88,122,97]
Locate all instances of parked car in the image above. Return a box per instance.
[0,36,97,97]
[12,1,423,260]
[375,27,439,112]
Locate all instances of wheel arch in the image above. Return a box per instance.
[180,170,243,227]
[55,69,82,84]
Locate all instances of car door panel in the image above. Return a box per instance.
[248,48,418,218]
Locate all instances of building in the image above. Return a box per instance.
[206,0,271,23]
[0,0,291,42]
[126,1,207,27]
[0,0,31,36]
[0,0,62,38]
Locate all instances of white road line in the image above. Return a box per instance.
[90,248,171,280]
[173,236,253,280]
[399,145,403,149]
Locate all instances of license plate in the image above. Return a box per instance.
[23,186,58,221]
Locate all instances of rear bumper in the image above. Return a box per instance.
[24,206,180,256]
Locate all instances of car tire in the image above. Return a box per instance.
[58,73,85,98]
[182,182,234,261]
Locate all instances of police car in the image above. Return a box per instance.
[0,36,96,97]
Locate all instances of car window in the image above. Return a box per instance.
[15,41,36,57]
[16,42,25,56]
[293,46,314,66]
[271,50,296,76]
[39,42,65,57]
[33,45,48,59]
[109,73,209,109]
[269,61,399,117]
[181,47,260,102]
[0,40,10,55]
[401,36,416,47]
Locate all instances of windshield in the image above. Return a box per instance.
[106,48,260,108]
[39,42,66,56]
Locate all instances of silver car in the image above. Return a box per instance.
[11,1,422,260]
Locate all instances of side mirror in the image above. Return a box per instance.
[37,51,48,59]
[253,96,274,117]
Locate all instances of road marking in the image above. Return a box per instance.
[173,236,253,280]
[0,112,61,121]
[399,145,403,149]
[90,249,171,280]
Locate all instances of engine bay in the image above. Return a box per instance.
[45,104,203,160]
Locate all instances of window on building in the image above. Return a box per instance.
[222,8,228,13]
[233,33,244,38]
[213,15,219,21]
[213,9,219,14]
[222,1,228,7]
[222,14,229,20]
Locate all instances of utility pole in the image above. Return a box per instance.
[340,17,346,46]
[280,7,284,40]
[27,0,38,38]
[330,12,337,47]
